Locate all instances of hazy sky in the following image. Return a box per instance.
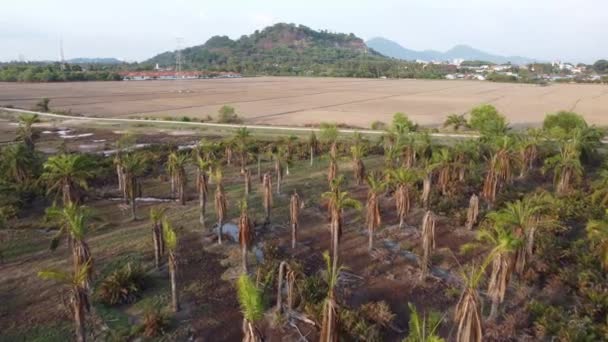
[1,0,606,63]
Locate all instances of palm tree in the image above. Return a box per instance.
[234,127,251,174]
[309,131,319,167]
[166,152,188,205]
[290,191,302,249]
[420,211,436,280]
[16,113,40,151]
[350,143,366,186]
[401,135,417,169]
[327,148,338,185]
[322,179,361,272]
[262,172,272,224]
[466,194,480,230]
[454,265,484,342]
[429,148,453,195]
[320,251,342,342]
[243,167,251,196]
[273,146,286,194]
[476,224,522,319]
[544,138,583,195]
[113,133,136,193]
[390,169,418,229]
[365,173,386,252]
[162,218,180,312]
[213,168,228,245]
[236,274,264,341]
[586,215,608,271]
[517,129,542,178]
[453,140,479,182]
[121,153,146,220]
[194,155,211,227]
[0,143,38,184]
[38,261,91,342]
[46,204,93,290]
[404,303,445,342]
[482,135,517,207]
[42,154,94,205]
[150,207,167,269]
[238,199,254,273]
[443,113,468,131]
[421,160,433,209]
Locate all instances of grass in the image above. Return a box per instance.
[0,322,72,342]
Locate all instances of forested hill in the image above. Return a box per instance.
[146,23,400,77]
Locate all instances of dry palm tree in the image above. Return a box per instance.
[476,224,522,319]
[38,261,91,342]
[41,154,95,205]
[518,129,542,178]
[350,143,366,186]
[234,127,251,174]
[290,191,302,249]
[366,173,386,252]
[262,172,272,224]
[194,156,211,227]
[238,199,254,273]
[320,251,343,342]
[454,265,484,342]
[224,140,234,166]
[390,169,418,229]
[420,211,436,280]
[482,136,516,207]
[236,274,264,342]
[309,131,319,166]
[273,147,286,194]
[401,136,417,169]
[276,261,296,315]
[167,152,189,205]
[162,218,180,312]
[150,207,167,269]
[322,182,361,272]
[113,133,136,193]
[421,167,432,209]
[466,194,480,230]
[121,153,146,221]
[213,168,228,245]
[46,203,93,290]
[586,214,608,272]
[429,148,453,195]
[16,113,40,151]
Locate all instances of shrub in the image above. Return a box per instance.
[96,262,146,305]
[217,105,242,123]
[371,121,387,130]
[34,98,50,112]
[141,306,170,337]
[391,112,417,133]
[180,116,191,122]
[543,111,587,137]
[468,104,508,136]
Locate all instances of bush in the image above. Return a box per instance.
[96,262,146,305]
[140,306,170,337]
[217,105,242,123]
[468,104,508,136]
[34,98,50,112]
[391,112,417,133]
[543,111,587,137]
[371,121,387,130]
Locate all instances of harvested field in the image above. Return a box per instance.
[1,77,607,127]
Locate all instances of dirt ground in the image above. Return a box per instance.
[1,77,607,128]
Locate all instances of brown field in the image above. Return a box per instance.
[1,77,607,127]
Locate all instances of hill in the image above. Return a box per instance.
[367,37,538,65]
[146,23,389,76]
[67,57,123,64]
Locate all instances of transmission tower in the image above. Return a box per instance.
[60,38,66,70]
[175,37,184,79]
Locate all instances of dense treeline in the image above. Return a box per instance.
[0,63,122,82]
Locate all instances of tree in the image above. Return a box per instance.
[586,214,608,272]
[262,172,272,224]
[391,112,417,134]
[404,303,444,342]
[272,146,286,194]
[454,265,484,342]
[162,218,180,312]
[217,105,242,123]
[213,168,228,245]
[194,155,211,227]
[290,191,302,249]
[429,148,453,195]
[149,207,167,270]
[443,113,468,131]
[482,135,516,206]
[327,142,338,184]
[468,104,508,136]
[238,199,254,273]
[543,111,587,138]
[420,211,436,280]
[465,194,480,230]
[322,177,361,271]
[543,137,583,195]
[166,152,188,205]
[517,129,542,178]
[365,173,386,252]
[390,169,418,229]
[16,113,40,151]
[234,127,251,174]
[350,142,366,186]
[244,167,251,196]
[121,153,146,220]
[0,143,39,184]
[38,261,91,342]
[320,251,343,342]
[42,154,95,205]
[593,59,608,74]
[309,131,319,166]
[236,274,264,341]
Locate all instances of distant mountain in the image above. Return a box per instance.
[367,37,538,65]
[67,57,123,64]
[146,23,383,75]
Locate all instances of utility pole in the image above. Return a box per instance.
[60,38,66,70]
[175,37,184,92]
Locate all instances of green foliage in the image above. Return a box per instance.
[404,303,444,342]
[543,111,588,137]
[162,219,177,251]
[371,121,387,130]
[391,112,417,134]
[140,306,170,337]
[319,122,339,143]
[96,263,147,305]
[468,104,508,136]
[442,114,468,130]
[593,59,608,73]
[0,63,122,83]
[236,274,264,322]
[216,105,242,123]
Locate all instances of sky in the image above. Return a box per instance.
[1,0,606,63]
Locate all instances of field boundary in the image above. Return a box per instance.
[0,107,479,139]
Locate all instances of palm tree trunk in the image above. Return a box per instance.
[242,244,248,273]
[217,219,223,245]
[74,298,86,342]
[153,226,161,269]
[331,218,339,275]
[368,228,374,252]
[130,197,136,221]
[257,154,261,182]
[489,299,499,320]
[310,146,314,166]
[169,256,179,312]
[199,191,206,227]
[292,223,297,249]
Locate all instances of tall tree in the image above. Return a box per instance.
[320,251,342,342]
[42,154,94,205]
[327,143,338,184]
[236,274,264,342]
[166,152,189,205]
[262,172,272,224]
[390,169,418,229]
[16,113,40,151]
[466,194,480,230]
[121,153,146,221]
[309,131,319,167]
[149,207,167,270]
[544,137,583,195]
[289,191,302,249]
[429,148,453,195]
[365,173,386,252]
[482,135,516,207]
[213,168,228,245]
[454,265,484,342]
[350,142,366,186]
[238,199,254,273]
[420,211,436,280]
[0,143,39,184]
[194,155,211,227]
[162,218,180,312]
[234,127,251,174]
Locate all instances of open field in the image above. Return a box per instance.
[1,77,607,127]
